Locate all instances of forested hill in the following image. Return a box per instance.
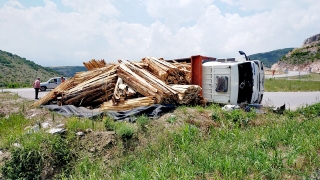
[0,50,62,87]
[49,66,87,77]
[248,48,294,68]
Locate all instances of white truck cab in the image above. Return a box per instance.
[40,77,63,91]
[202,57,265,105]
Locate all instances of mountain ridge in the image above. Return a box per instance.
[0,50,62,87]
[271,33,320,72]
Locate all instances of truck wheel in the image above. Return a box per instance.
[40,86,47,91]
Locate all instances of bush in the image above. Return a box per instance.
[116,122,136,139]
[211,112,220,121]
[222,109,253,126]
[2,148,44,180]
[49,135,74,167]
[104,116,116,131]
[136,115,149,129]
[1,132,74,179]
[7,82,20,88]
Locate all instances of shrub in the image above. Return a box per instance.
[211,112,220,121]
[2,148,44,180]
[104,116,116,131]
[136,115,149,129]
[49,135,74,167]
[116,122,135,139]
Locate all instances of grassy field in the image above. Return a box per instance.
[0,92,319,179]
[265,73,320,92]
[265,78,320,92]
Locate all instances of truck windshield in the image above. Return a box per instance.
[237,62,253,104]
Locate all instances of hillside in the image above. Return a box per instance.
[49,66,87,77]
[271,33,320,72]
[0,50,62,87]
[248,48,294,68]
[49,49,294,74]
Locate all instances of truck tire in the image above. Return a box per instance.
[40,86,47,91]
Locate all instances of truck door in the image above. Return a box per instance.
[48,78,59,89]
[202,64,231,104]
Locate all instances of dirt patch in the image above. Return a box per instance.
[155,107,219,134]
[0,92,25,116]
[0,92,67,126]
[77,131,116,162]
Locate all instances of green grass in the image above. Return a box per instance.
[1,92,320,179]
[265,78,320,91]
[58,103,320,180]
[104,105,320,179]
[66,117,106,132]
[60,156,108,180]
[136,114,150,130]
[0,113,34,148]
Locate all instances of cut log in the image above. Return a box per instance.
[169,84,202,105]
[118,60,178,104]
[83,59,107,70]
[100,96,155,111]
[112,77,137,105]
[142,57,191,85]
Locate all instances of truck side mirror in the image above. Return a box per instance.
[239,51,249,61]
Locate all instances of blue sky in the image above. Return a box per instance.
[0,0,319,66]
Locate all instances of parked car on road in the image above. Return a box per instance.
[40,77,64,91]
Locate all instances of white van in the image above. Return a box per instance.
[40,77,63,91]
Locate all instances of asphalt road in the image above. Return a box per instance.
[2,88,320,110]
[265,70,309,79]
[2,88,50,100]
[262,92,320,110]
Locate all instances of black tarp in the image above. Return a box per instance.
[42,105,103,118]
[42,104,176,121]
[105,104,176,122]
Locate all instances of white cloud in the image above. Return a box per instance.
[5,0,24,8]
[144,0,213,27]
[61,0,120,17]
[220,0,236,6]
[0,0,319,66]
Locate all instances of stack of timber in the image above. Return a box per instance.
[100,96,155,111]
[169,84,202,105]
[112,77,137,105]
[142,57,190,84]
[83,59,107,70]
[61,65,118,107]
[171,61,192,84]
[32,56,205,111]
[117,59,178,104]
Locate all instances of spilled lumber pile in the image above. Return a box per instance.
[62,65,118,107]
[142,57,190,84]
[117,60,178,104]
[32,57,205,111]
[101,96,155,111]
[169,85,203,105]
[83,59,107,70]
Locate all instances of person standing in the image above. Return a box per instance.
[33,77,40,99]
[61,76,65,83]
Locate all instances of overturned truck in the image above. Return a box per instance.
[32,54,265,111]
